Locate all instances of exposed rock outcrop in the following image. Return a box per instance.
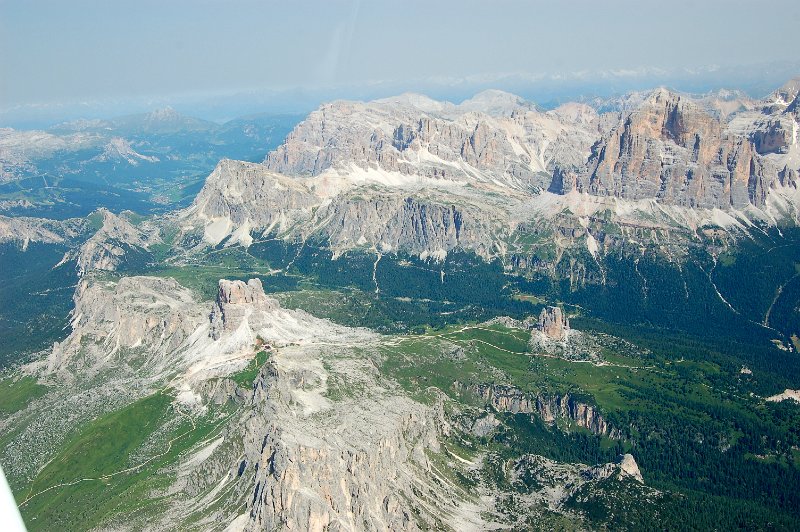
[189,159,317,246]
[46,276,203,379]
[313,191,506,259]
[209,279,277,339]
[496,452,652,525]
[178,81,800,267]
[470,383,618,437]
[765,389,800,403]
[584,453,644,484]
[0,214,89,248]
[75,209,157,275]
[567,89,768,208]
[264,92,601,188]
[538,306,570,340]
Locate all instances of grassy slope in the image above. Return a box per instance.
[0,377,48,416]
[18,392,229,531]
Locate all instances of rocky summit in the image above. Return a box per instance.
[538,306,570,340]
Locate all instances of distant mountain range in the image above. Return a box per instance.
[0,108,303,218]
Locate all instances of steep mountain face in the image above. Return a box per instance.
[470,383,617,438]
[538,306,570,340]
[45,276,204,381]
[313,190,507,258]
[241,363,455,531]
[0,214,89,248]
[180,81,800,272]
[185,158,518,258]
[262,84,798,212]
[209,278,277,339]
[566,89,764,208]
[188,159,316,246]
[4,272,660,530]
[6,82,800,532]
[264,91,601,190]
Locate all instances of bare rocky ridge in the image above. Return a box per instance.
[75,208,157,275]
[0,215,86,249]
[209,279,277,339]
[565,89,764,208]
[189,159,316,246]
[45,276,204,381]
[470,383,618,438]
[314,190,507,258]
[496,454,662,529]
[264,91,601,189]
[28,275,492,530]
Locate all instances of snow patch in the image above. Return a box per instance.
[586,233,598,258]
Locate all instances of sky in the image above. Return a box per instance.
[2,0,800,123]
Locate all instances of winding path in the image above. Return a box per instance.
[19,388,198,509]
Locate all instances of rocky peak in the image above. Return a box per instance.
[588,453,644,483]
[189,159,316,246]
[570,86,766,208]
[637,88,720,147]
[618,453,644,482]
[46,276,202,379]
[539,306,569,340]
[146,106,180,122]
[263,90,599,186]
[216,278,270,306]
[770,77,800,108]
[458,89,533,116]
[210,278,277,339]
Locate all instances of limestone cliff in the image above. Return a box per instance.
[189,159,316,246]
[179,83,800,265]
[209,279,277,339]
[45,276,203,380]
[264,92,600,188]
[567,89,766,208]
[470,383,618,438]
[538,306,570,340]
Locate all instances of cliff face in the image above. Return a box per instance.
[209,278,277,340]
[242,363,451,531]
[178,82,800,265]
[20,272,660,529]
[75,209,157,275]
[184,158,517,260]
[46,276,203,379]
[567,89,766,208]
[190,159,317,246]
[538,306,570,340]
[0,215,89,248]
[264,92,600,189]
[312,191,506,258]
[471,383,617,438]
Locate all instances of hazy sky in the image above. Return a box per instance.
[2,0,800,115]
